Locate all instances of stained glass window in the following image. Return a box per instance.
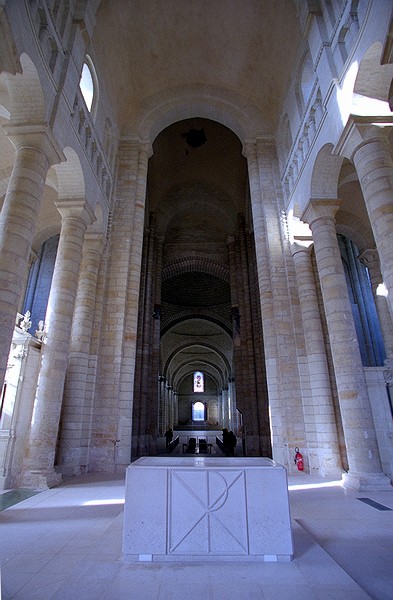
[193,371,204,393]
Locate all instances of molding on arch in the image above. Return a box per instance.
[129,84,269,144]
[162,256,230,283]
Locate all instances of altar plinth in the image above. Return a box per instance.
[122,456,293,562]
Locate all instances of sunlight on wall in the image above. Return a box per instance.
[337,60,392,126]
[336,61,359,126]
[287,212,313,246]
[376,282,388,297]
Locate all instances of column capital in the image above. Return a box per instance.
[55,197,95,227]
[82,231,106,255]
[242,139,256,160]
[302,199,341,227]
[119,134,153,158]
[334,115,393,160]
[358,248,380,268]
[242,137,274,160]
[290,241,313,257]
[3,123,65,165]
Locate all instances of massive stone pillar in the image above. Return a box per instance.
[133,214,158,456]
[0,126,63,393]
[347,126,393,320]
[22,200,94,488]
[243,139,306,467]
[92,138,151,470]
[303,199,391,490]
[291,242,342,477]
[56,232,105,475]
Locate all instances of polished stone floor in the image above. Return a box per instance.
[0,469,392,600]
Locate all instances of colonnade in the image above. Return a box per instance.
[0,117,392,489]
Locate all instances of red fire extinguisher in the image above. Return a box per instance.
[294,447,304,471]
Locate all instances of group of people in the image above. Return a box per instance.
[222,428,237,456]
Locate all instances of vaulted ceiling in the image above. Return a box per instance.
[93,0,301,135]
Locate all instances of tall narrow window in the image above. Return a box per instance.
[193,371,204,393]
[79,56,98,118]
[80,63,94,110]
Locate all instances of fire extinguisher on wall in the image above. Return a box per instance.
[294,447,304,471]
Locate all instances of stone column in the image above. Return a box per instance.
[243,139,306,467]
[0,125,63,393]
[22,199,94,488]
[291,242,342,477]
[92,138,151,470]
[303,199,391,490]
[56,232,105,475]
[350,128,393,320]
[358,248,393,360]
[117,141,151,467]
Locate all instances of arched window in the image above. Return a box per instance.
[193,371,204,393]
[79,56,98,117]
[300,54,314,109]
[192,401,205,421]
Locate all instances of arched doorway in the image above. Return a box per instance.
[132,117,271,458]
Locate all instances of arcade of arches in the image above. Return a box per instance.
[0,0,393,492]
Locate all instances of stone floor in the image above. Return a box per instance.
[0,468,392,600]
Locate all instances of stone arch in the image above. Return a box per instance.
[281,114,293,159]
[310,143,345,200]
[161,312,232,338]
[158,180,237,238]
[166,341,231,388]
[136,84,268,145]
[335,212,375,253]
[175,362,224,393]
[296,51,315,114]
[4,53,46,124]
[162,257,229,283]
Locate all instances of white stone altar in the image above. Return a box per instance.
[122,456,293,562]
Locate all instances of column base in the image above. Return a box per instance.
[342,471,392,491]
[21,469,63,490]
[56,465,82,477]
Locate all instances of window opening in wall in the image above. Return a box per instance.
[192,401,205,421]
[193,371,204,393]
[80,62,94,111]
